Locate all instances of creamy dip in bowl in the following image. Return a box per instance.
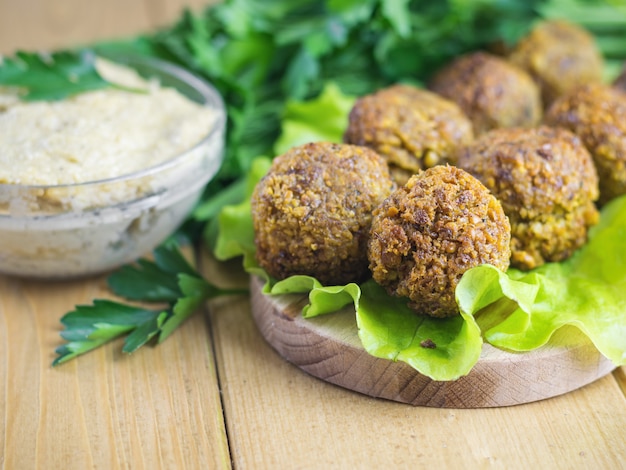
[0,55,225,278]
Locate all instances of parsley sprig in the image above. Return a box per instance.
[53,244,246,365]
[0,49,133,101]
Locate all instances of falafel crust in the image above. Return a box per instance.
[509,20,604,107]
[545,83,626,205]
[343,84,474,185]
[251,142,395,286]
[428,52,542,135]
[458,127,599,270]
[368,165,511,318]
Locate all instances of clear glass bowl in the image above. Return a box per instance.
[0,56,226,278]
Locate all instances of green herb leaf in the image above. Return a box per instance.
[106,244,199,302]
[123,311,168,353]
[54,244,246,365]
[381,0,412,38]
[53,301,164,365]
[0,49,113,101]
[193,176,248,222]
[107,258,182,303]
[158,273,239,342]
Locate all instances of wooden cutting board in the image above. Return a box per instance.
[250,276,616,408]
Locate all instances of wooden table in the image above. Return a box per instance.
[1,2,625,468]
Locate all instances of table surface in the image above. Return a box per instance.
[1,2,625,469]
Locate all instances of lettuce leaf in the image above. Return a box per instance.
[214,83,626,381]
[457,195,626,365]
[273,82,356,155]
[213,156,271,282]
[270,276,482,381]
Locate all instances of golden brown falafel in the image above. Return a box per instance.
[428,52,542,135]
[545,83,626,205]
[509,20,604,107]
[251,142,395,285]
[343,84,474,185]
[368,165,511,318]
[457,126,599,270]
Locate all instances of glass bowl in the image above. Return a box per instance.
[0,56,226,278]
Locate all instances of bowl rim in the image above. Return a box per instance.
[0,54,226,192]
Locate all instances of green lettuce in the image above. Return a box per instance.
[269,276,482,381]
[213,156,272,280]
[457,196,626,365]
[273,82,356,155]
[214,83,626,381]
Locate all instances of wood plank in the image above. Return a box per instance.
[203,251,626,469]
[0,271,230,469]
[0,0,218,54]
[615,367,626,397]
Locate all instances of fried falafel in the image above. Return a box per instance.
[545,83,626,205]
[428,52,542,135]
[343,84,474,185]
[457,126,599,270]
[508,20,604,107]
[368,165,511,318]
[251,142,395,285]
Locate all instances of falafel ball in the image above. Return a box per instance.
[343,84,474,185]
[457,127,599,270]
[545,83,626,205]
[508,20,604,107]
[368,165,511,318]
[428,52,542,135]
[252,142,395,286]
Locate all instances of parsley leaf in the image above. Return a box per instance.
[0,49,116,101]
[107,244,199,302]
[53,244,246,365]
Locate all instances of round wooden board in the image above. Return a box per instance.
[249,276,616,408]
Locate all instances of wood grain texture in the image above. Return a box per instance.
[0,270,230,469]
[616,366,626,397]
[0,0,217,54]
[2,0,626,467]
[203,251,626,469]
